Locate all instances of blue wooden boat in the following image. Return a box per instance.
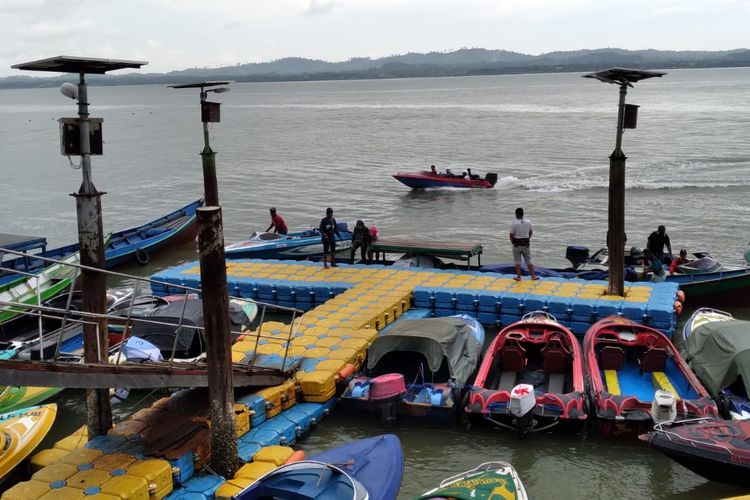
[342,315,484,424]
[0,199,202,286]
[225,224,353,260]
[236,434,404,500]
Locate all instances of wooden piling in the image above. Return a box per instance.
[196,206,238,478]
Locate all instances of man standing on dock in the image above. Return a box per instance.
[510,207,538,281]
[320,207,340,268]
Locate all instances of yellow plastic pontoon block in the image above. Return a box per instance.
[1,480,52,500]
[214,478,255,500]
[93,452,138,472]
[253,445,295,466]
[126,459,173,500]
[235,461,277,480]
[30,462,79,483]
[30,448,70,471]
[296,371,336,403]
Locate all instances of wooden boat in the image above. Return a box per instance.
[465,311,587,435]
[640,419,750,488]
[584,316,718,437]
[236,434,404,500]
[392,170,498,189]
[225,225,353,260]
[341,315,484,424]
[0,251,80,324]
[0,199,202,283]
[417,461,528,500]
[0,403,57,482]
[561,246,750,305]
[684,317,750,420]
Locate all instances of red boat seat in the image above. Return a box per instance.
[543,340,569,375]
[501,344,526,373]
[639,348,667,373]
[599,346,625,371]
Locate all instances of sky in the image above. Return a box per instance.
[1,0,748,77]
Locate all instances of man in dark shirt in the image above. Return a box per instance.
[319,207,341,268]
[350,220,373,264]
[647,225,672,262]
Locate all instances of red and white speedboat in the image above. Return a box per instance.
[465,311,587,435]
[393,170,498,189]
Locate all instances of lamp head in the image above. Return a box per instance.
[59,82,78,100]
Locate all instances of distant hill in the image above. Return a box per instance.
[3,48,749,89]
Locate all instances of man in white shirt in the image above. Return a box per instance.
[509,207,538,281]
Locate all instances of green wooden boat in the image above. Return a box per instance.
[416,462,528,500]
[0,250,81,324]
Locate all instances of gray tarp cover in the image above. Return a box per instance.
[685,319,750,397]
[366,317,483,386]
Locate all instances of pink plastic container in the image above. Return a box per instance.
[369,373,407,401]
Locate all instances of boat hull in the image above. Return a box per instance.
[393,172,494,189]
[0,403,57,482]
[225,230,353,260]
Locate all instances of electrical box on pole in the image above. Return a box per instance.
[201,101,221,123]
[623,104,639,129]
[59,118,103,155]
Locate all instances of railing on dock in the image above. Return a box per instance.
[0,247,300,389]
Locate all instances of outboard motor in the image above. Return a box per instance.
[651,390,677,425]
[485,173,498,186]
[565,246,590,269]
[369,373,407,426]
[509,384,536,436]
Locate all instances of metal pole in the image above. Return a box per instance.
[196,206,238,478]
[73,72,112,436]
[607,83,628,296]
[200,90,220,206]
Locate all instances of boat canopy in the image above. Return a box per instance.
[366,317,482,385]
[685,319,750,397]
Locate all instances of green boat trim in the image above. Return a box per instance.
[0,386,62,414]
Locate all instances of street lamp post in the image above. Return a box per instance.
[12,56,146,438]
[170,81,238,478]
[584,68,666,296]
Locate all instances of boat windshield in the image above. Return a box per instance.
[248,232,285,241]
[240,460,369,500]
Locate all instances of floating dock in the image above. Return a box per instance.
[5,259,680,499]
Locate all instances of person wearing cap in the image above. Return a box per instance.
[350,220,373,264]
[319,207,341,268]
[668,249,692,274]
[266,207,288,235]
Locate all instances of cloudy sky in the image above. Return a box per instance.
[2,0,748,77]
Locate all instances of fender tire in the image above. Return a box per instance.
[135,248,150,265]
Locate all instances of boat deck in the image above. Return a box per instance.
[370,238,483,267]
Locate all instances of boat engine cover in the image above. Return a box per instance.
[509,384,536,418]
[369,374,407,401]
[651,390,677,424]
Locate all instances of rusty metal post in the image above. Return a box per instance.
[196,206,238,478]
[607,83,628,297]
[200,91,220,207]
[72,72,112,436]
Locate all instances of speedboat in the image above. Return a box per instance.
[681,307,733,343]
[640,419,750,488]
[225,225,353,260]
[341,315,484,424]
[683,315,750,420]
[465,311,587,435]
[417,461,528,500]
[0,404,57,482]
[235,434,404,500]
[392,170,498,189]
[584,316,718,437]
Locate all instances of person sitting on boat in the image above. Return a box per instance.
[641,248,666,282]
[647,225,672,263]
[668,249,692,274]
[430,164,438,175]
[265,207,288,235]
[350,220,373,264]
[445,168,454,177]
[319,207,341,268]
[466,168,478,180]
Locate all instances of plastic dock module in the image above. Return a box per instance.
[652,372,681,400]
[604,370,621,395]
